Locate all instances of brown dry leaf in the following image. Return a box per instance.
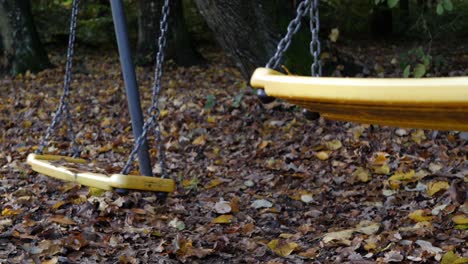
[299,247,319,259]
[408,210,433,222]
[427,181,449,196]
[50,215,76,225]
[177,239,214,260]
[258,140,270,150]
[267,239,299,257]
[212,214,233,224]
[42,257,59,264]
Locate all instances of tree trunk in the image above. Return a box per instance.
[0,0,50,76]
[370,3,393,38]
[193,0,291,78]
[136,0,203,66]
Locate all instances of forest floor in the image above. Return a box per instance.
[0,42,467,264]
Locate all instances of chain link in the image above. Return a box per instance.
[266,0,311,70]
[121,0,170,177]
[310,0,322,77]
[36,0,80,156]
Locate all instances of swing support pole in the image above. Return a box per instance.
[110,0,152,177]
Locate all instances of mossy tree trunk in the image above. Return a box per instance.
[136,0,203,66]
[0,0,51,77]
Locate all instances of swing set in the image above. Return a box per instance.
[27,0,468,193]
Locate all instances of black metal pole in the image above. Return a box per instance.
[110,0,152,177]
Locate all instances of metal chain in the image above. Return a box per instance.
[310,0,322,76]
[36,0,80,156]
[266,0,311,70]
[121,0,170,177]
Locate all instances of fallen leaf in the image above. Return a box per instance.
[316,151,330,160]
[355,221,380,235]
[415,240,443,255]
[251,199,273,209]
[325,139,342,150]
[1,208,22,216]
[353,167,371,182]
[408,210,433,222]
[214,200,232,214]
[441,251,468,264]
[373,164,390,175]
[212,214,233,224]
[205,178,223,189]
[322,229,354,245]
[427,181,449,196]
[452,215,468,225]
[411,129,426,143]
[300,194,314,203]
[388,170,415,189]
[50,215,76,225]
[192,135,207,146]
[267,239,299,257]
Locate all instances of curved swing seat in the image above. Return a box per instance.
[27,154,175,192]
[251,68,468,131]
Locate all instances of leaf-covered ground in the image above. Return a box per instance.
[0,46,467,263]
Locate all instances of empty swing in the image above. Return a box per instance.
[27,0,175,192]
[250,0,468,131]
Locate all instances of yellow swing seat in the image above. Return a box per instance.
[251,68,468,131]
[27,154,175,192]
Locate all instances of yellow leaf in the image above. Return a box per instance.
[411,129,426,144]
[427,181,449,196]
[364,242,377,251]
[388,170,415,188]
[267,239,299,257]
[441,251,468,264]
[373,164,390,175]
[52,201,67,209]
[72,195,88,204]
[22,120,32,128]
[182,177,198,188]
[353,167,371,182]
[325,139,342,150]
[316,151,330,160]
[207,115,216,123]
[408,210,433,222]
[205,178,223,189]
[160,110,168,118]
[42,257,59,264]
[329,28,340,42]
[452,215,468,225]
[373,152,388,165]
[100,118,111,127]
[212,214,233,224]
[1,208,22,216]
[192,135,206,146]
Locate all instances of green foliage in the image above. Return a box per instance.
[436,0,454,15]
[374,0,400,8]
[399,47,435,78]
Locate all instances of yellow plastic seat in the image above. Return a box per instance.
[27,154,175,192]
[251,67,468,131]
